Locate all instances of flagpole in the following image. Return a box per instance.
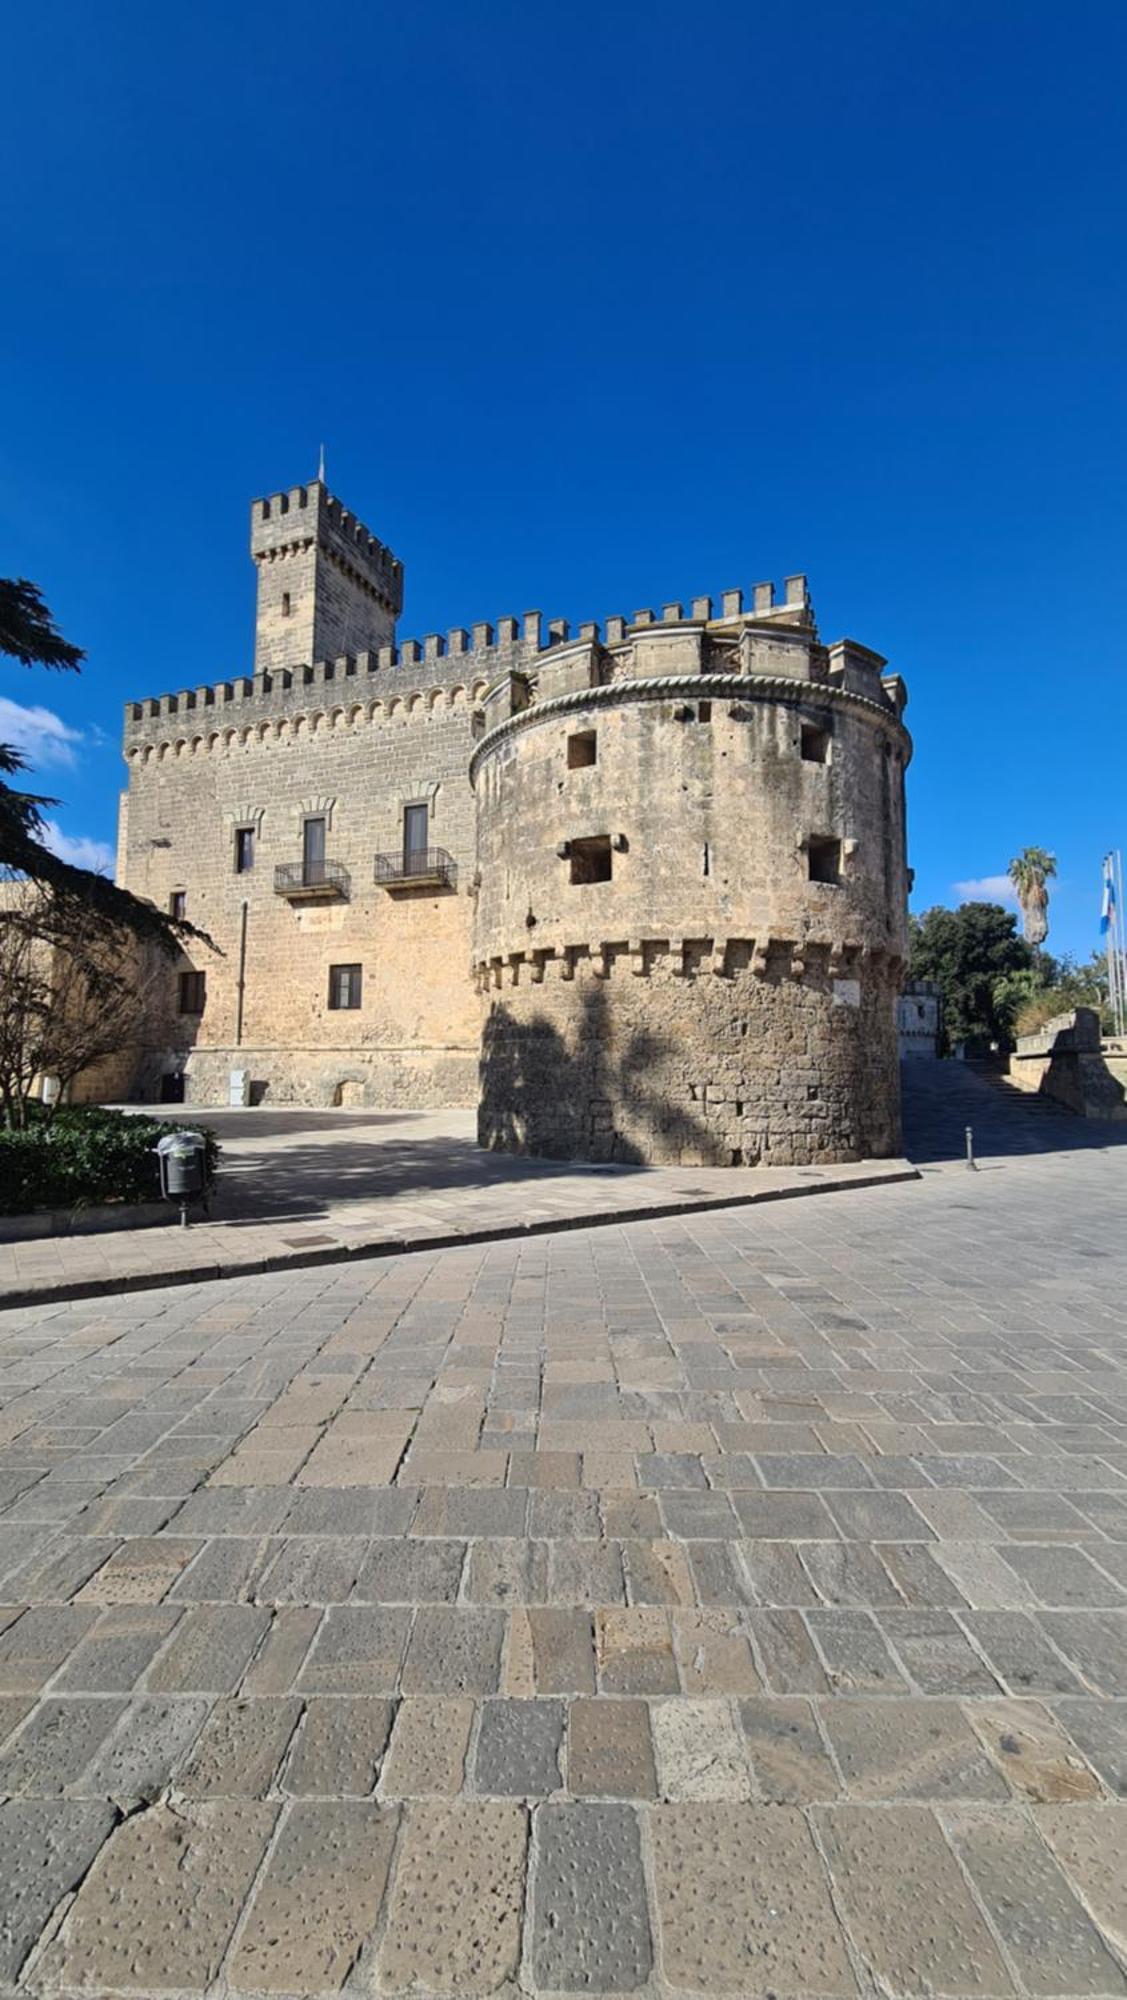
[1103,856,1116,1037]
[1118,849,1127,1039]
[1107,852,1127,1040]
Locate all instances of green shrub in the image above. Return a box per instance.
[0,1109,220,1216]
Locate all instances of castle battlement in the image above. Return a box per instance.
[123,574,825,750]
[250,479,402,604]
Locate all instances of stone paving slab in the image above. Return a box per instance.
[0,1105,916,1305]
[0,1119,1124,1994]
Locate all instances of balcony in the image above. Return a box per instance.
[374,846,458,892]
[273,860,351,901]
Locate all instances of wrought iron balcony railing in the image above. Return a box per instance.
[374,846,458,891]
[273,860,350,900]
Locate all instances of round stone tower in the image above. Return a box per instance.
[470,581,911,1167]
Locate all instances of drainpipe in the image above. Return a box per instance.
[235,900,248,1047]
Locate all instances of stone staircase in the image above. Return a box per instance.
[899,1056,1125,1164]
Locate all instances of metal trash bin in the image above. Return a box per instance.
[155,1130,209,1224]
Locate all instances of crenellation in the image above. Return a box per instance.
[129,578,827,749]
[721,588,744,619]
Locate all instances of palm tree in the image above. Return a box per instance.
[1008,846,1057,947]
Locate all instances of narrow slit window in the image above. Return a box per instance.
[169,890,186,920]
[281,591,292,617]
[569,835,613,884]
[567,730,597,770]
[808,835,843,885]
[234,827,255,874]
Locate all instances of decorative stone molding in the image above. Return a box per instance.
[225,803,265,832]
[296,795,336,829]
[472,936,903,993]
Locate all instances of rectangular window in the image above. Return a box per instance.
[801,721,832,763]
[234,826,255,874]
[168,890,186,920]
[328,963,362,1010]
[281,591,292,617]
[178,969,206,1013]
[302,816,326,885]
[403,803,428,863]
[567,730,597,770]
[569,835,613,884]
[808,835,843,885]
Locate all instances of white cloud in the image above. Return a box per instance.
[41,820,115,874]
[0,695,83,769]
[953,873,1018,905]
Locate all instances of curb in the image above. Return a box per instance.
[0,1164,921,1310]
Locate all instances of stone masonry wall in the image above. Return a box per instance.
[119,693,483,1107]
[479,944,902,1165]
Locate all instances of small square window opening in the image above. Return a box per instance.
[801,722,832,763]
[328,963,363,1010]
[808,835,843,885]
[567,730,597,770]
[569,835,613,884]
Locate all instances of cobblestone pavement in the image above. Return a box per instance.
[0,1116,1125,1994]
[0,1106,912,1307]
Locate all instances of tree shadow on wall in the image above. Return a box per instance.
[479,982,729,1166]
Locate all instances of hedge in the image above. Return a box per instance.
[0,1108,220,1216]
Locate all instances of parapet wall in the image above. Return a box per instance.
[123,575,878,753]
[1007,1009,1127,1121]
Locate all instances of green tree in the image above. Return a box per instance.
[909,902,1034,1053]
[1008,845,1057,947]
[1013,950,1111,1036]
[0,577,204,955]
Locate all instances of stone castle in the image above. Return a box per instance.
[116,477,912,1165]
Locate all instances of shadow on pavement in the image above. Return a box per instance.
[901,1058,1127,1166]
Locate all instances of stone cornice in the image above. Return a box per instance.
[468,672,913,786]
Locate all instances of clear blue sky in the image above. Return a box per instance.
[3,0,1125,958]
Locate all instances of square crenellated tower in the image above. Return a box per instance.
[250,479,404,671]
